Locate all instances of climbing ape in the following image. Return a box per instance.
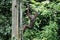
[23,4,38,32]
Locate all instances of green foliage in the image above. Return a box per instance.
[0,0,11,40]
[23,0,60,40]
[40,21,58,40]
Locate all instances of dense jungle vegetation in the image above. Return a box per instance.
[0,0,60,40]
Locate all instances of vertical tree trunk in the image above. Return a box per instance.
[12,0,23,40]
[12,0,19,40]
[19,0,23,40]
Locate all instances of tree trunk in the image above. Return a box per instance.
[12,0,19,40]
[12,0,23,40]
